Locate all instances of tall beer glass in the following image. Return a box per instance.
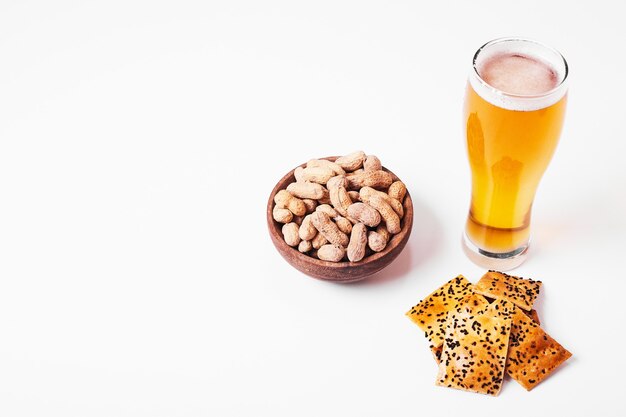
[462,38,568,270]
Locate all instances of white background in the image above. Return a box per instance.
[1,1,625,416]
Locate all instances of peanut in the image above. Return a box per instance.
[326,175,349,217]
[302,198,318,213]
[298,240,312,253]
[367,230,387,252]
[346,170,393,190]
[317,244,346,262]
[318,188,331,204]
[368,224,390,252]
[368,195,401,234]
[329,185,352,217]
[334,216,353,235]
[310,211,349,247]
[347,202,381,228]
[311,232,328,249]
[294,166,305,182]
[347,190,361,202]
[335,151,366,172]
[307,159,345,176]
[317,204,351,233]
[359,186,404,218]
[375,223,390,243]
[299,166,335,184]
[292,215,304,226]
[273,206,293,224]
[282,222,301,247]
[316,204,339,218]
[347,223,367,262]
[388,180,407,202]
[326,174,347,190]
[364,155,382,172]
[286,181,326,200]
[274,190,306,216]
[299,214,317,241]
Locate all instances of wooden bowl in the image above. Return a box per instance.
[267,157,413,283]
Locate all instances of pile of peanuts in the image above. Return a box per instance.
[272,151,407,263]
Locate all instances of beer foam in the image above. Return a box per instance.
[469,39,568,111]
[479,54,558,96]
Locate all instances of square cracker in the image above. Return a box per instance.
[507,307,571,390]
[429,294,489,364]
[474,270,542,311]
[436,298,514,396]
[405,275,474,348]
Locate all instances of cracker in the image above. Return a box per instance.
[405,275,474,348]
[436,298,514,396]
[522,308,541,325]
[474,270,542,311]
[429,294,489,364]
[431,345,443,363]
[506,307,571,391]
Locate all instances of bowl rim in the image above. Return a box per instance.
[266,156,413,281]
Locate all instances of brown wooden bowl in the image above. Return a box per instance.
[267,157,413,283]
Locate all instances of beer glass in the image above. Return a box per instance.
[462,38,569,270]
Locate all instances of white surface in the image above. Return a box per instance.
[1,1,625,416]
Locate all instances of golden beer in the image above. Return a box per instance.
[462,38,569,269]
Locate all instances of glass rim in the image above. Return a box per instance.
[472,37,569,100]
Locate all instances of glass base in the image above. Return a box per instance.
[462,233,528,271]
